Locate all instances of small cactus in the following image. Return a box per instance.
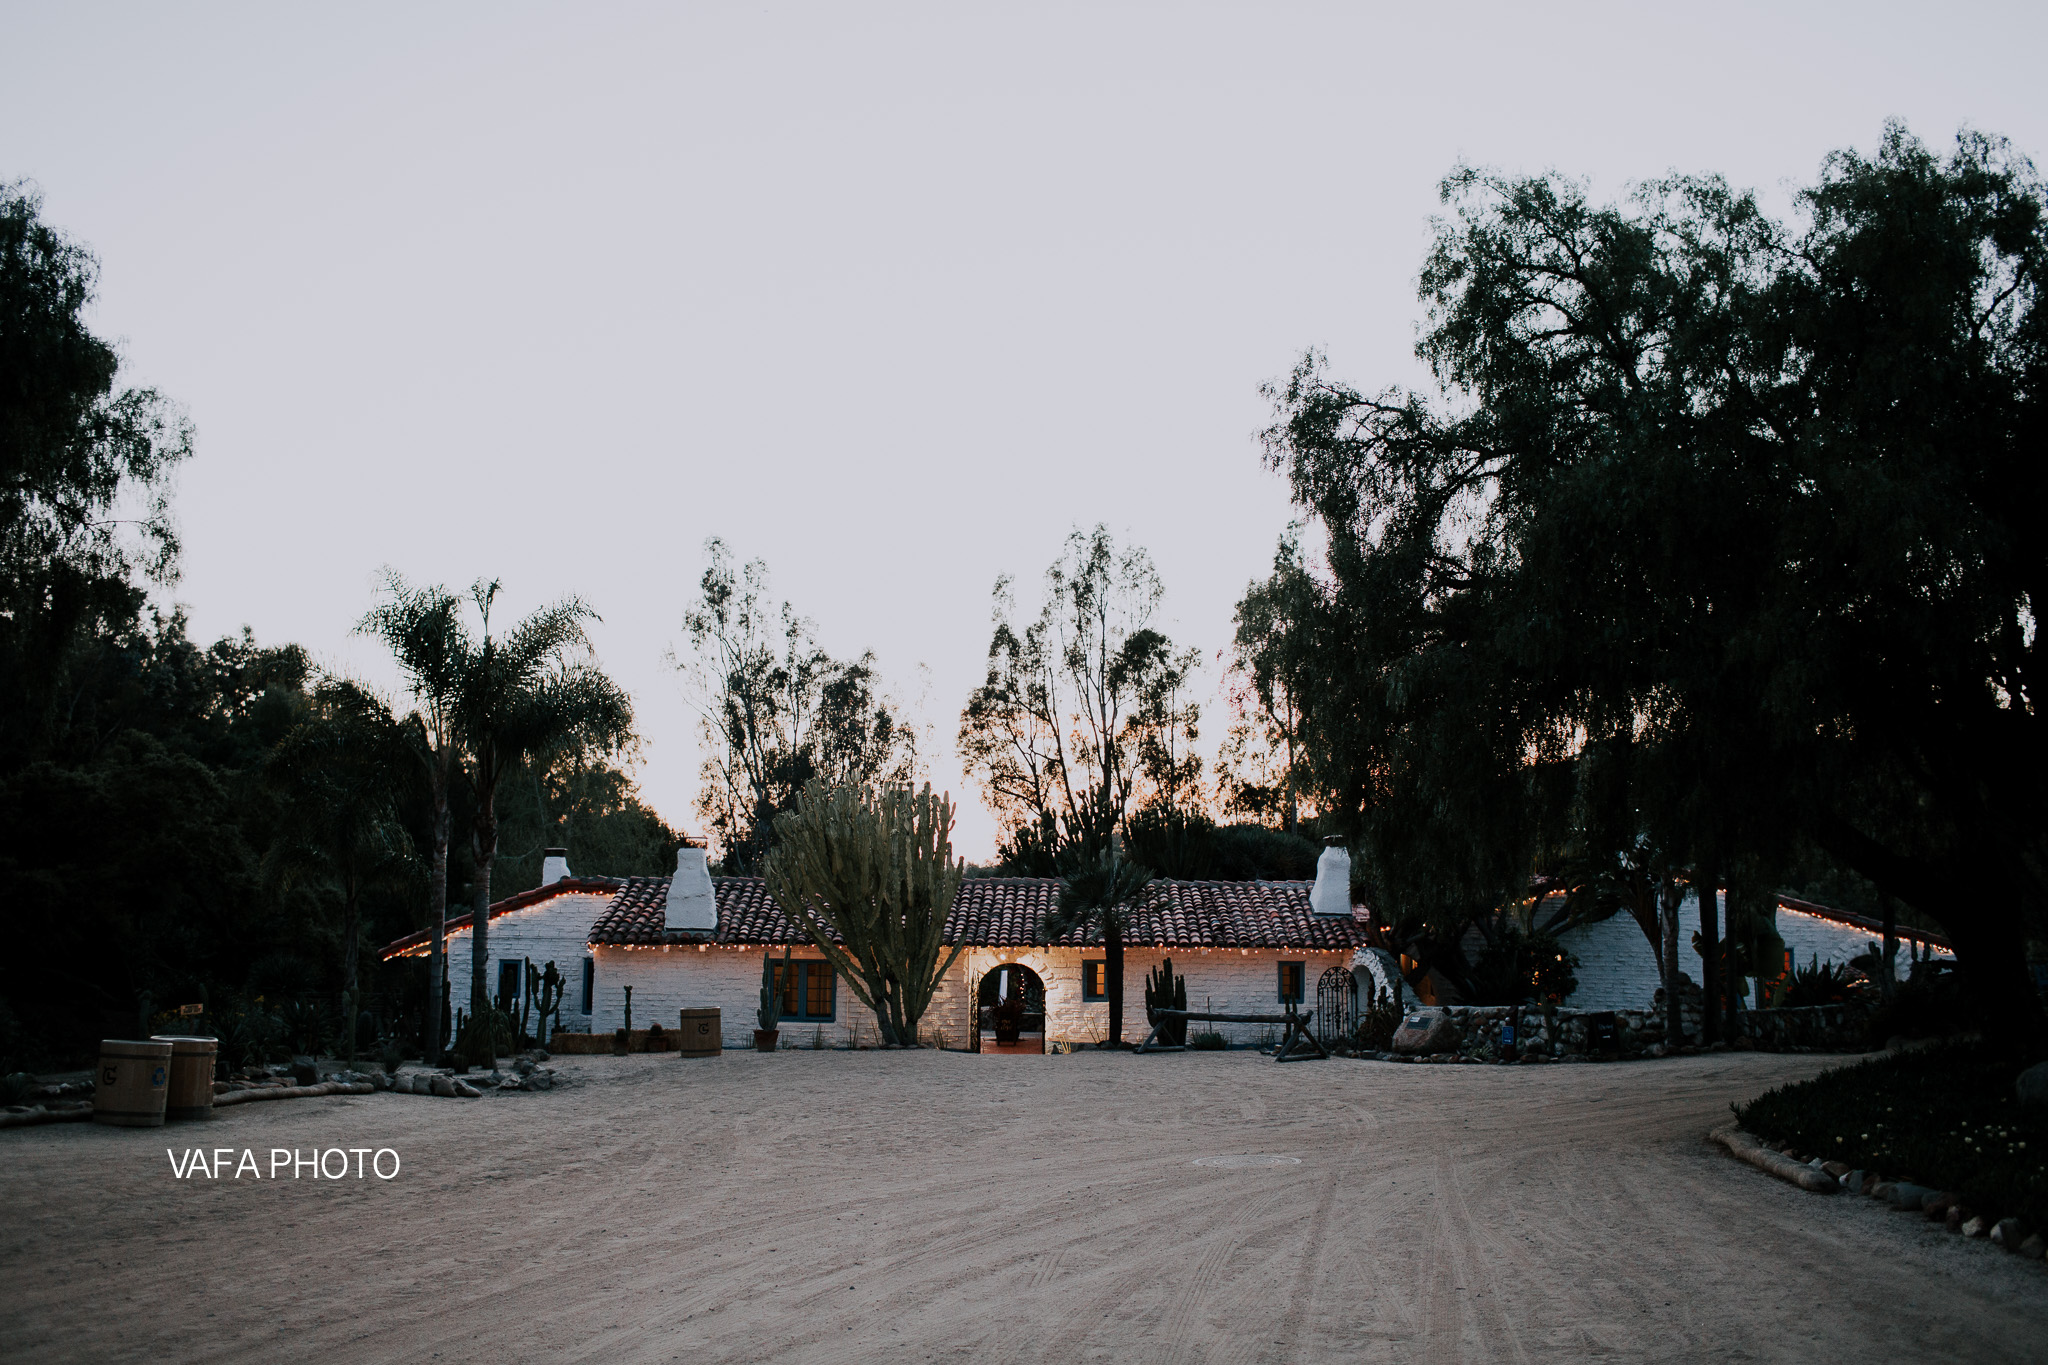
[1145,958,1188,1046]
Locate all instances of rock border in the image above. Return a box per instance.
[1708,1123,2048,1265]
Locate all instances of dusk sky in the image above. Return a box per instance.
[5,2,2043,860]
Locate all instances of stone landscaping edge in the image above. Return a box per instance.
[1708,1122,2048,1267]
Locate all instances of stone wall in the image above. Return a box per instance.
[1370,999,1877,1061]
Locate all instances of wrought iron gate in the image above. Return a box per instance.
[1315,965,1357,1049]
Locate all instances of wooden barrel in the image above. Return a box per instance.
[151,1035,219,1119]
[93,1039,173,1127]
[677,1008,721,1058]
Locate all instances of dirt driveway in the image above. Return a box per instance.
[3,1049,2043,1363]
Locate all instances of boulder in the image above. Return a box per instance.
[1889,1183,1938,1212]
[1924,1193,1958,1221]
[1962,1215,1990,1238]
[1391,1009,1461,1056]
[429,1074,457,1098]
[452,1080,482,1099]
[1991,1218,2026,1249]
[1946,1206,1966,1233]
[2017,1060,2048,1111]
[2020,1234,2046,1261]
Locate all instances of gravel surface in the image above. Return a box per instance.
[3,1048,2044,1363]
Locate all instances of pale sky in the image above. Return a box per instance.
[4,3,2043,861]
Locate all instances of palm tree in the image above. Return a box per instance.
[452,580,633,1065]
[264,681,416,1068]
[1047,840,1155,1048]
[360,574,466,1064]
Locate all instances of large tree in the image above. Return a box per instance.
[959,525,1202,872]
[0,182,192,768]
[1250,123,2046,1027]
[453,581,633,1063]
[677,538,917,871]
[264,681,417,1067]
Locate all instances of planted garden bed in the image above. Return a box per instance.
[1734,1040,2048,1228]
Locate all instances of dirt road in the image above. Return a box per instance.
[3,1049,2043,1362]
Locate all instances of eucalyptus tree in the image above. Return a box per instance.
[1250,123,2046,1027]
[453,581,634,1062]
[959,525,1202,872]
[359,573,466,1063]
[677,538,918,871]
[264,680,417,1066]
[0,183,192,768]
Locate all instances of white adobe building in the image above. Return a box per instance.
[381,846,1373,1050]
[380,844,1948,1047]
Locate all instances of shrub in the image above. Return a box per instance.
[1782,955,1860,1008]
[1354,982,1403,1050]
[1734,1040,2048,1227]
[1190,1031,1227,1050]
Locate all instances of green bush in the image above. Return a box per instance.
[1734,1040,2048,1226]
[1190,1031,1227,1050]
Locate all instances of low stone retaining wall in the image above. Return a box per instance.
[548,1030,679,1055]
[1368,1000,1875,1062]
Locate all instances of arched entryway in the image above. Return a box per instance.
[975,962,1046,1054]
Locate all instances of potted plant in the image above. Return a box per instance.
[991,994,1024,1044]
[754,949,785,1052]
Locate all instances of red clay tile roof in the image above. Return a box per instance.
[378,877,623,960]
[586,877,1370,950]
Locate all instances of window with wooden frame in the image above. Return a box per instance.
[1081,960,1108,1000]
[580,957,594,1014]
[772,960,837,1021]
[1277,961,1306,1003]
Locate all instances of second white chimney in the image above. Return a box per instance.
[665,845,716,931]
[540,847,571,886]
[1310,839,1353,917]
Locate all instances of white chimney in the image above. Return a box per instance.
[665,845,716,931]
[1310,840,1352,917]
[540,848,571,886]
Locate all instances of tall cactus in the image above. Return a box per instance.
[1145,957,1188,1046]
[757,947,787,1031]
[763,781,967,1047]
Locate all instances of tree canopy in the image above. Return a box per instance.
[1244,123,2046,1023]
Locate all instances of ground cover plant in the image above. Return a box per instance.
[1735,1041,2048,1226]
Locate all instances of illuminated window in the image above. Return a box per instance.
[1081,960,1108,1000]
[772,960,837,1021]
[1277,961,1305,1003]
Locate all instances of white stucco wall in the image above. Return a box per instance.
[434,892,613,1027]
[591,944,907,1048]
[1556,892,1951,1012]
[944,945,1354,1048]
[583,942,1354,1049]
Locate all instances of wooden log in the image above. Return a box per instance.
[1708,1124,1840,1192]
[212,1081,374,1108]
